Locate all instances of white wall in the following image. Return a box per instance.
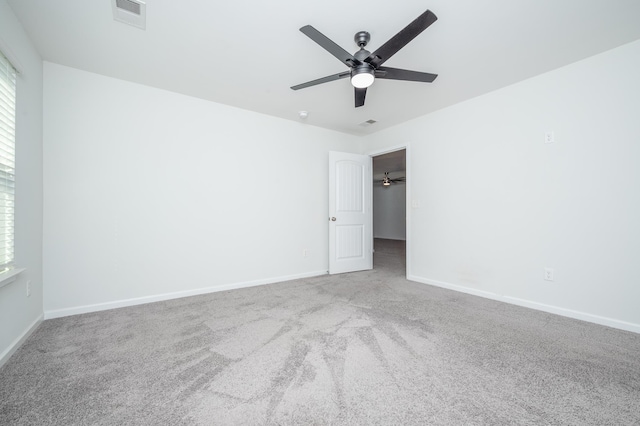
[0,0,44,365]
[43,62,358,317]
[373,183,406,240]
[9,5,639,344]
[363,40,640,333]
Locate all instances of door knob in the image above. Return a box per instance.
[330,217,337,221]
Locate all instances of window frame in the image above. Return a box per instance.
[0,48,23,287]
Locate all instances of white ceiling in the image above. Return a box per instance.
[8,0,640,136]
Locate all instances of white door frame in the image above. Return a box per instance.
[367,143,411,277]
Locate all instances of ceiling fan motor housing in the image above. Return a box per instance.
[351,48,376,88]
[354,49,370,61]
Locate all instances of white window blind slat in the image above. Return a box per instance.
[0,109,15,131]
[0,145,15,159]
[0,98,16,116]
[0,145,14,156]
[0,50,16,272]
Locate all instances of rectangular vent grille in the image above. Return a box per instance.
[359,119,378,127]
[116,0,141,15]
[112,0,146,29]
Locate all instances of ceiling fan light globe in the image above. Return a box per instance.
[351,66,375,88]
[351,73,374,88]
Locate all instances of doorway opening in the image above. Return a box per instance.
[372,149,407,276]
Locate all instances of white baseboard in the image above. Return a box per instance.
[407,274,640,335]
[0,314,44,369]
[44,270,328,320]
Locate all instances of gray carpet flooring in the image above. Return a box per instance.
[1,239,639,425]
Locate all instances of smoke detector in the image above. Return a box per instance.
[112,0,146,30]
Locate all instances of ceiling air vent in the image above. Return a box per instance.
[112,0,146,30]
[359,119,378,127]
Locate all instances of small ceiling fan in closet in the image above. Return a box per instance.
[290,9,439,107]
[382,172,405,186]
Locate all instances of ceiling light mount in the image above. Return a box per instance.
[354,31,371,48]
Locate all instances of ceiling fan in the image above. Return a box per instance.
[291,9,438,108]
[382,172,405,186]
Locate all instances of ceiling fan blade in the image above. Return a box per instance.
[300,25,361,68]
[376,67,437,83]
[291,71,350,90]
[355,87,367,107]
[366,9,437,68]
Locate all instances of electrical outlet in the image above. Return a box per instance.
[302,249,308,258]
[26,280,31,297]
[545,131,555,144]
[544,268,554,281]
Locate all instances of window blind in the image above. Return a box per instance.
[0,51,16,272]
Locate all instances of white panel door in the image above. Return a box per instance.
[329,151,372,274]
